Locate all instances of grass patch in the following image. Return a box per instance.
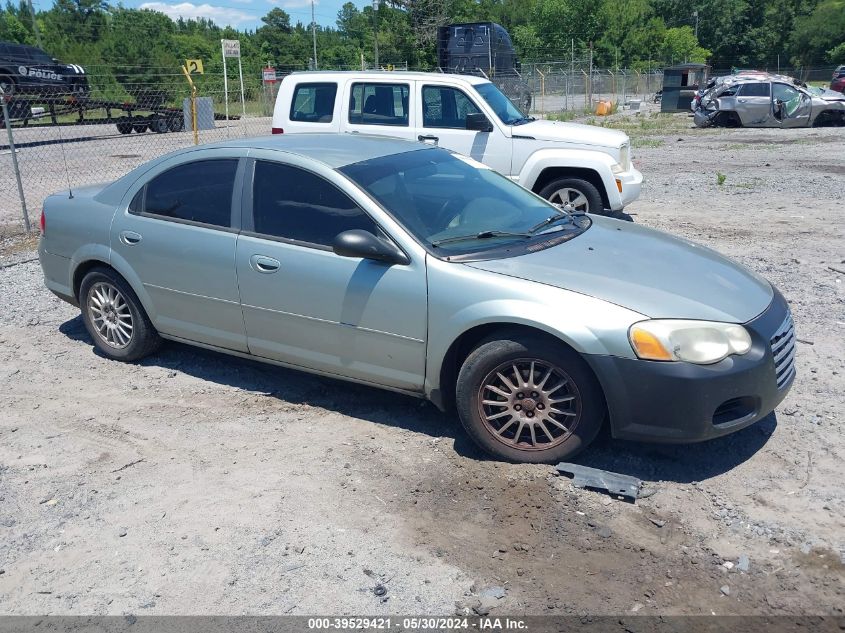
[636,138,664,148]
[717,172,727,186]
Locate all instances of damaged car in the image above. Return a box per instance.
[693,74,845,128]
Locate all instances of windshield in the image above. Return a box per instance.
[340,148,587,257]
[476,83,530,125]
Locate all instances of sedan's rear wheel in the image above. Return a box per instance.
[456,335,604,463]
[80,268,161,361]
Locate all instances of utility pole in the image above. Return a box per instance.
[372,0,379,68]
[311,0,318,70]
[693,10,699,39]
[27,0,42,49]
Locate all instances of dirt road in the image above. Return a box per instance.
[0,117,843,616]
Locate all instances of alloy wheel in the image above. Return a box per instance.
[477,358,581,451]
[87,281,134,349]
[548,187,590,212]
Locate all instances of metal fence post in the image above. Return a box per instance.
[1,92,32,233]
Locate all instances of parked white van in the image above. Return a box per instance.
[271,71,642,216]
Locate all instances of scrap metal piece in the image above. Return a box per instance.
[555,462,642,501]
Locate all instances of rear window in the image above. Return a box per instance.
[738,82,770,97]
[290,82,337,123]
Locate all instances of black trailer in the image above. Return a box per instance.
[437,22,532,111]
[660,63,709,113]
[1,90,236,132]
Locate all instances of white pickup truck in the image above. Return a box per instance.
[271,71,642,216]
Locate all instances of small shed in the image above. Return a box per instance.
[661,63,709,112]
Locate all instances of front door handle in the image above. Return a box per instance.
[119,230,142,245]
[418,134,439,145]
[249,254,281,274]
[738,99,747,103]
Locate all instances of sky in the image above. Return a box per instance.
[33,0,373,31]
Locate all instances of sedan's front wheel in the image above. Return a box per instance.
[456,335,604,463]
[80,268,162,361]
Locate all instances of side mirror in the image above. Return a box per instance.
[333,230,408,265]
[466,112,493,132]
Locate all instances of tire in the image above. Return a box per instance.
[538,177,604,214]
[116,117,133,134]
[456,334,605,463]
[167,116,184,132]
[520,91,532,112]
[151,116,169,133]
[79,267,162,362]
[132,119,148,133]
[0,75,15,97]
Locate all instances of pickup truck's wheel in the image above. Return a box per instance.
[538,178,603,214]
[79,268,162,361]
[456,334,604,463]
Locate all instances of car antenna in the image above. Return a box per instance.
[53,117,74,199]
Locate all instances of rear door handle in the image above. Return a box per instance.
[249,254,281,274]
[738,99,747,103]
[119,230,142,245]
[418,135,439,145]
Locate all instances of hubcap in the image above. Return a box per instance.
[87,282,133,349]
[477,359,581,451]
[549,187,590,212]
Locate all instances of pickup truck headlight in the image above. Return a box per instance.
[629,320,752,364]
[611,162,625,175]
[619,143,630,170]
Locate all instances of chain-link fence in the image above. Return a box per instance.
[1,73,275,235]
[521,63,664,115]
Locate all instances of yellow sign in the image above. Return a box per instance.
[185,59,204,74]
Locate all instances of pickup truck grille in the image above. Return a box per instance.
[770,312,796,390]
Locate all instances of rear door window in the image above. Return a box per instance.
[290,83,337,123]
[738,82,770,97]
[135,159,238,228]
[349,83,409,126]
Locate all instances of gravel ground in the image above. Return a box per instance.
[0,115,843,616]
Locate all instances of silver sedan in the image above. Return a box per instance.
[38,134,795,462]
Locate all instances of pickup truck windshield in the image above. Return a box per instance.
[476,83,532,125]
[340,148,587,257]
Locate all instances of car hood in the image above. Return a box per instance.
[815,88,845,102]
[465,217,774,323]
[515,120,628,149]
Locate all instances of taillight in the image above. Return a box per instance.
[39,210,46,234]
[271,127,284,134]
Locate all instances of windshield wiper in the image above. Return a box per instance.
[510,116,536,125]
[431,229,532,247]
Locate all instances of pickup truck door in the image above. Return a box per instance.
[342,79,416,141]
[414,82,512,176]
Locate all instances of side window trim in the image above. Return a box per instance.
[243,158,407,258]
[126,157,243,233]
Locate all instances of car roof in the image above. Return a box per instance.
[285,70,491,86]
[199,133,432,168]
[97,134,435,205]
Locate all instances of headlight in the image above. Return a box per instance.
[619,143,630,170]
[611,162,625,174]
[629,320,752,364]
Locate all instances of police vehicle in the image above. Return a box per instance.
[0,41,89,97]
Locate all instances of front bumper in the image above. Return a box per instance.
[612,166,643,210]
[585,290,796,443]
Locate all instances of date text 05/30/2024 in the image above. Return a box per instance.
[306,618,529,630]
